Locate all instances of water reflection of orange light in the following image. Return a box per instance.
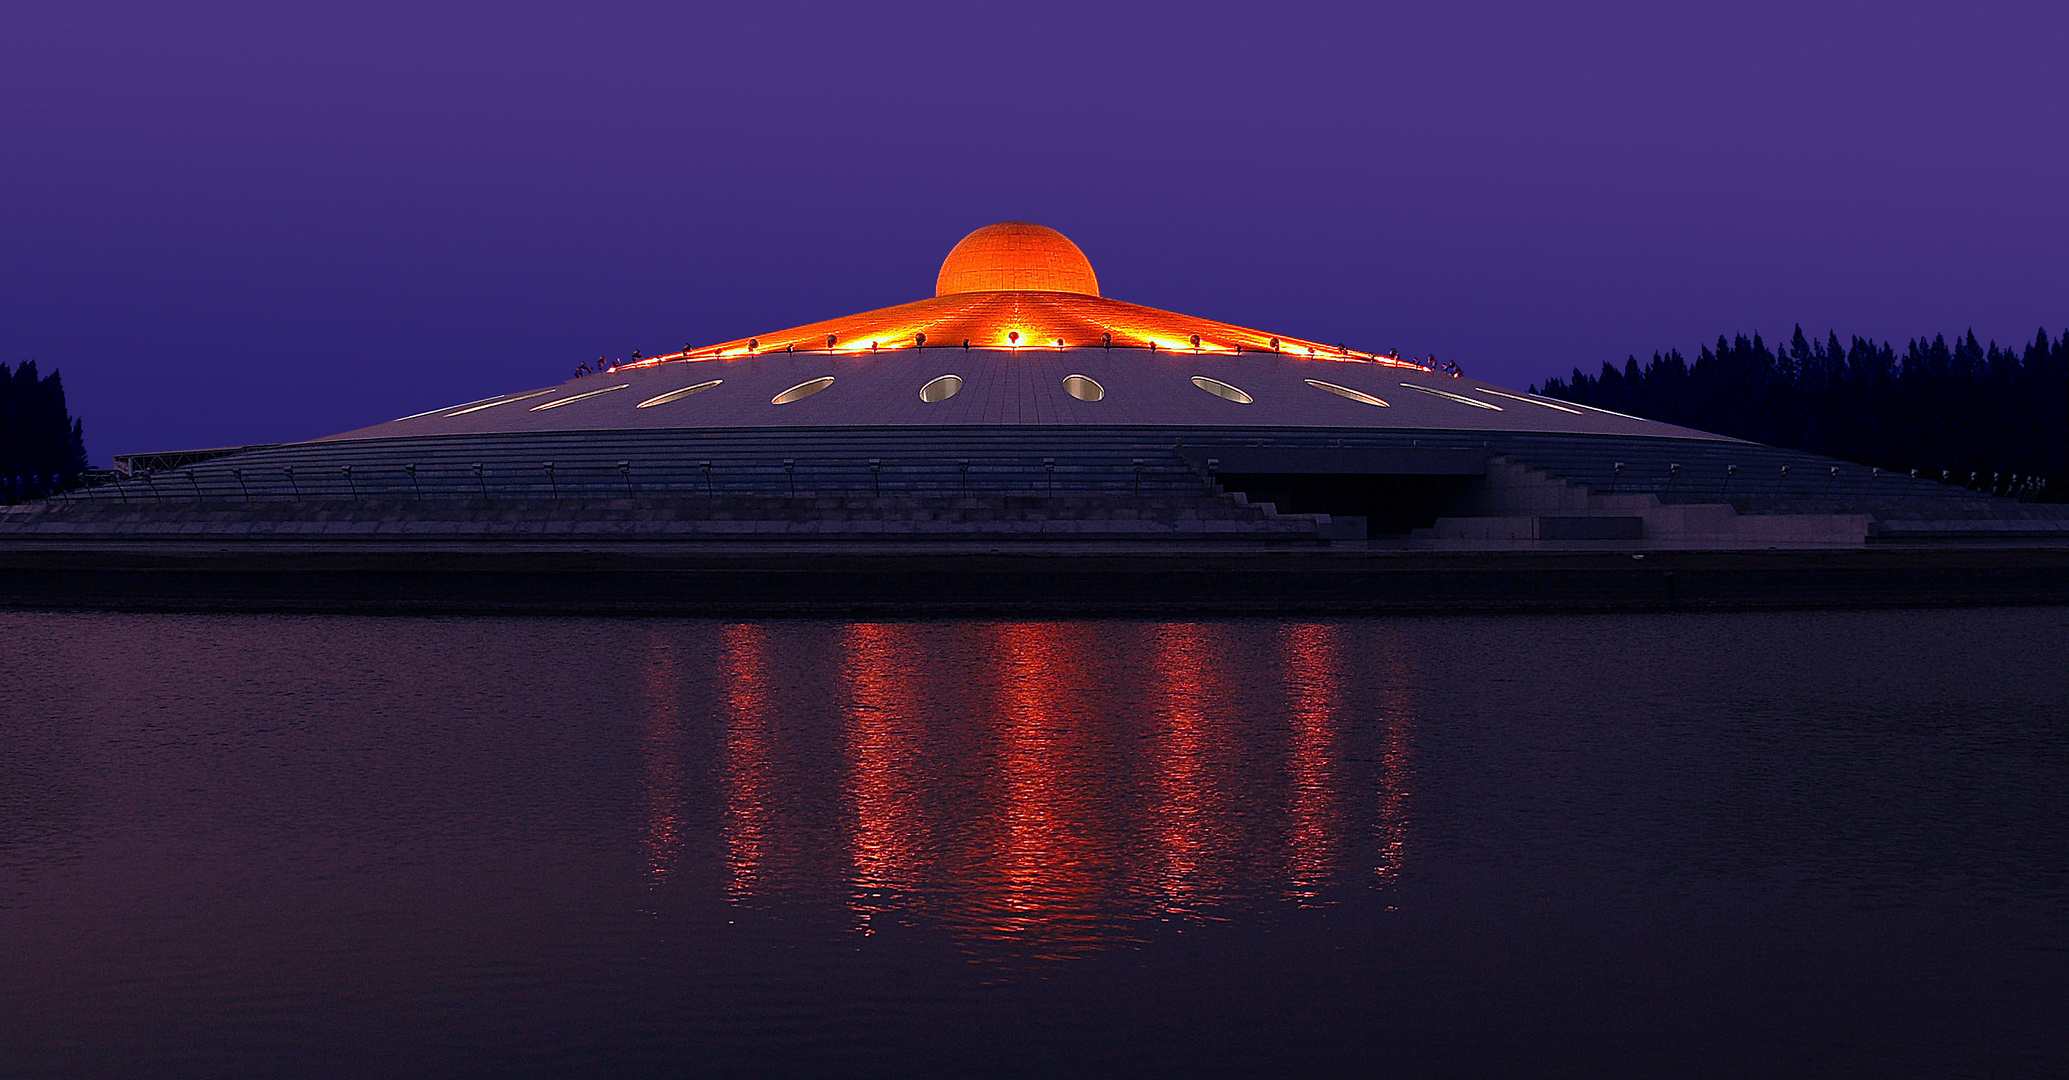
[1149,623,1218,910]
[841,623,927,931]
[640,631,685,889]
[986,623,1102,952]
[721,623,774,901]
[1372,655,1416,886]
[704,619,1416,963]
[1282,623,1342,903]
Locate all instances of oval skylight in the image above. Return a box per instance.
[1398,382,1502,410]
[393,401,475,423]
[1474,387,1581,414]
[530,383,629,410]
[772,376,835,405]
[1190,376,1253,404]
[1063,374,1105,402]
[1560,399,1655,423]
[636,379,723,408]
[1304,379,1389,407]
[920,374,963,402]
[448,389,556,416]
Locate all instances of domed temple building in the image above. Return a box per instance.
[6,222,2066,612]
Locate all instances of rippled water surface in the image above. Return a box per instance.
[2,609,2065,1078]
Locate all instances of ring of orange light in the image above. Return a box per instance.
[624,222,1422,371]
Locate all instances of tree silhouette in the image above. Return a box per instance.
[1535,327,2068,496]
[1,360,90,502]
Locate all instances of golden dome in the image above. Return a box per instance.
[935,222,1100,297]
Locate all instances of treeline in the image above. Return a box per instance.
[1534,327,2068,490]
[2,361,90,502]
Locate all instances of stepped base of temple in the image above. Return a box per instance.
[1405,456,2069,549]
[20,426,2065,552]
[6,426,2063,611]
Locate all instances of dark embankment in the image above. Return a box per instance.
[4,546,2066,615]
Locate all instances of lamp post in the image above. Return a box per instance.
[1132,458,1146,498]
[472,463,486,500]
[404,464,421,497]
[231,469,248,501]
[784,459,797,497]
[869,458,882,496]
[619,461,633,498]
[1609,462,1624,496]
[542,462,557,500]
[957,459,970,493]
[280,466,298,501]
[699,460,713,501]
[341,465,357,499]
[1044,457,1056,495]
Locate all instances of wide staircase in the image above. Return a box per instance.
[1482,434,2068,541]
[8,426,2062,546]
[3,428,1349,545]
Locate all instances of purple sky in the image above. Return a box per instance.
[6,1,2065,462]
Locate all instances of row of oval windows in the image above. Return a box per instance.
[567,373,1557,412]
[425,372,1615,424]
[441,373,1603,420]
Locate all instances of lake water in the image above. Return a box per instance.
[1,609,2064,1078]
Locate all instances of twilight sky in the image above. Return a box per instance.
[5,1,2065,461]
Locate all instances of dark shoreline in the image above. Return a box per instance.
[4,545,2066,615]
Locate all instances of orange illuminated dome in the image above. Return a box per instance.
[936,222,1100,297]
[635,221,1413,366]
